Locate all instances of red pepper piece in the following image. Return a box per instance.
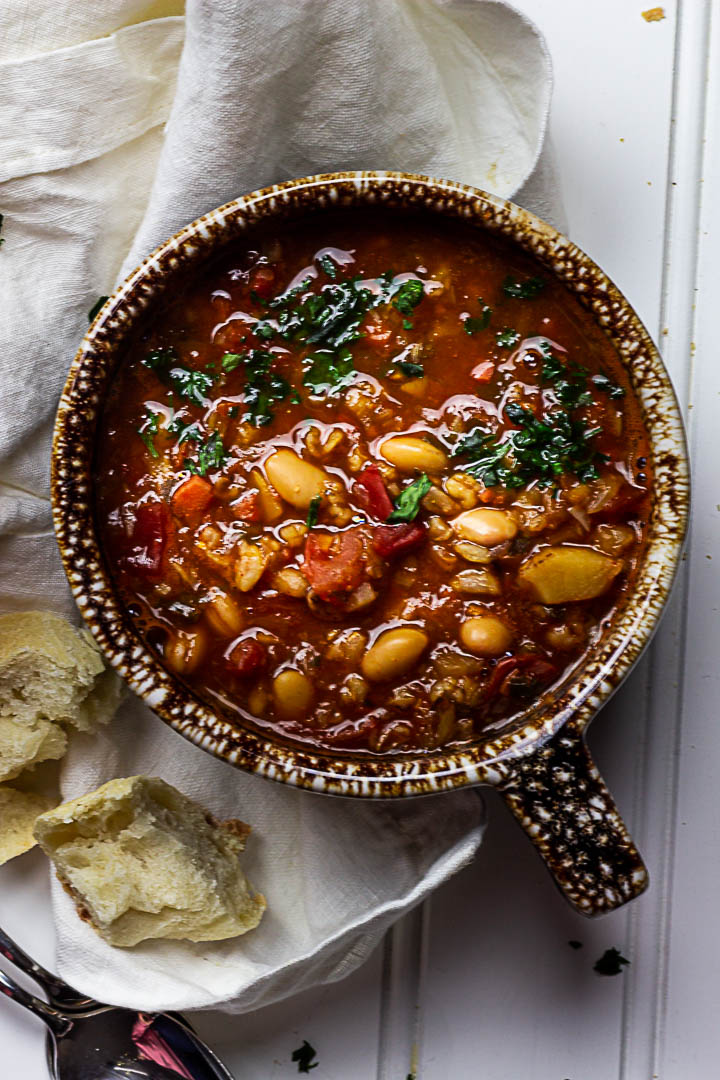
[249,263,277,298]
[485,653,557,700]
[231,488,261,521]
[228,638,267,677]
[125,501,167,577]
[372,521,426,559]
[171,475,214,521]
[355,465,393,521]
[302,531,364,600]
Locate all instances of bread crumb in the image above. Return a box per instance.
[642,7,665,22]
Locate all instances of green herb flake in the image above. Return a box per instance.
[403,319,414,330]
[502,274,546,299]
[88,295,110,322]
[396,359,424,378]
[303,347,355,395]
[592,372,625,398]
[593,947,630,976]
[183,431,227,477]
[290,388,302,404]
[243,349,290,426]
[291,1040,318,1073]
[388,473,432,522]
[253,322,275,341]
[222,352,245,372]
[169,367,214,406]
[392,278,425,316]
[137,410,160,458]
[454,401,605,489]
[142,347,177,373]
[496,327,521,348]
[318,253,338,279]
[306,495,322,528]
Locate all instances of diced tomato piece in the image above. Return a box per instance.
[172,475,214,521]
[302,531,364,600]
[249,263,277,299]
[228,637,267,677]
[471,361,495,383]
[485,653,557,700]
[125,501,167,577]
[355,465,393,521]
[372,521,426,559]
[232,489,261,521]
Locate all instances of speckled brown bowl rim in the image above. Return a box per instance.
[51,171,689,798]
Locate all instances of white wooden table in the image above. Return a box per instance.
[2,1,718,1074]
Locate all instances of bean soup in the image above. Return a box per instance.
[95,211,652,754]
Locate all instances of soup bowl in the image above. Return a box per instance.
[51,172,689,917]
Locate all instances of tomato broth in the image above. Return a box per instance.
[95,210,652,754]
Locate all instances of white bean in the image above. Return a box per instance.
[272,669,314,718]
[265,449,327,509]
[460,615,512,656]
[361,626,429,682]
[450,507,518,546]
[379,435,448,474]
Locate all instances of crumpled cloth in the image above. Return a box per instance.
[0,0,558,1012]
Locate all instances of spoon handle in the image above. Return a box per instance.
[0,967,68,1035]
[0,925,93,1009]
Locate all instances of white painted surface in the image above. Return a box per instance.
[1,1,716,1075]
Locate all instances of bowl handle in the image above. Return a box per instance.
[495,724,648,916]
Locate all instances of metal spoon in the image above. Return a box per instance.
[0,928,235,1079]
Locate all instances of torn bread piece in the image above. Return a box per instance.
[0,786,53,865]
[0,611,120,782]
[34,776,266,947]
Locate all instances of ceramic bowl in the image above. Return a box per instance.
[51,172,689,916]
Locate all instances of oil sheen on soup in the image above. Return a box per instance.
[96,211,652,754]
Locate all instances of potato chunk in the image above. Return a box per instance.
[517,545,622,604]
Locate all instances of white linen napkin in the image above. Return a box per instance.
[0,0,558,1012]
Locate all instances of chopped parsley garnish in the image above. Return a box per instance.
[392,278,425,316]
[496,327,521,348]
[169,417,202,445]
[403,319,414,330]
[388,473,432,522]
[221,352,244,372]
[502,274,546,299]
[253,321,275,341]
[291,1040,318,1073]
[169,367,214,406]
[88,295,109,322]
[592,372,625,398]
[183,431,227,476]
[306,495,322,528]
[137,409,160,457]
[395,359,424,378]
[463,299,492,335]
[243,349,290,425]
[318,253,338,279]
[454,402,604,488]
[142,347,177,373]
[593,947,630,976]
[273,277,375,353]
[303,347,355,395]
